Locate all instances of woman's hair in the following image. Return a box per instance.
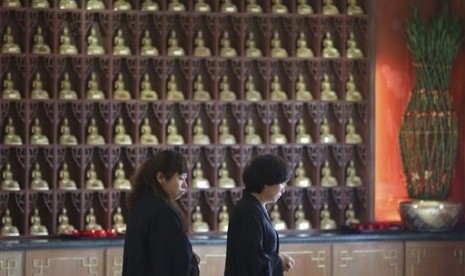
[242,153,291,193]
[126,150,188,210]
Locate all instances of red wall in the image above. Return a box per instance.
[375,0,465,221]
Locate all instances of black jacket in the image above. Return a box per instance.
[224,191,283,276]
[123,189,197,276]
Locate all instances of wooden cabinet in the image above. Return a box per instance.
[405,241,465,276]
[0,251,23,276]
[332,241,404,276]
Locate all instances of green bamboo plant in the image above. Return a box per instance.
[399,9,462,200]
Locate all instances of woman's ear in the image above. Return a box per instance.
[156,172,166,184]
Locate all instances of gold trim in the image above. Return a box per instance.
[112,255,123,276]
[0,259,19,276]
[32,257,98,276]
[282,250,327,276]
[339,249,399,276]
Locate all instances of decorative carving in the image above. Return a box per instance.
[332,186,353,210]
[332,145,354,167]
[306,187,327,210]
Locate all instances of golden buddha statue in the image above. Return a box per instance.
[320,118,337,144]
[31,163,49,191]
[193,31,211,57]
[245,32,262,57]
[345,203,360,225]
[3,117,22,145]
[2,26,21,53]
[167,118,184,145]
[220,0,237,13]
[87,27,105,55]
[220,31,237,57]
[193,118,210,145]
[168,0,185,12]
[271,203,287,231]
[192,162,210,189]
[87,118,105,145]
[219,118,236,145]
[347,0,364,15]
[2,72,21,99]
[113,73,131,100]
[59,0,78,9]
[86,0,105,10]
[86,163,104,190]
[346,32,364,58]
[139,118,158,145]
[31,73,50,99]
[193,75,211,101]
[270,75,287,101]
[60,118,78,145]
[1,209,19,236]
[345,118,362,144]
[321,161,337,187]
[57,208,75,234]
[141,0,159,11]
[294,161,311,187]
[2,0,21,7]
[346,160,362,187]
[297,0,313,14]
[113,0,131,10]
[270,32,288,58]
[85,207,102,230]
[219,75,236,101]
[218,205,229,232]
[194,0,211,12]
[140,73,158,99]
[32,27,51,54]
[59,162,77,190]
[321,74,338,101]
[270,118,287,144]
[192,206,209,232]
[30,118,49,145]
[322,0,339,15]
[113,207,126,234]
[320,204,336,230]
[218,162,236,188]
[295,204,311,230]
[1,163,20,191]
[245,118,262,145]
[246,0,262,13]
[166,74,184,100]
[87,73,105,100]
[113,162,131,190]
[295,74,312,101]
[140,30,158,56]
[59,27,78,55]
[271,0,288,14]
[245,75,262,101]
[32,0,49,8]
[113,29,131,56]
[296,32,314,58]
[167,31,185,56]
[346,73,363,101]
[30,208,48,236]
[59,73,78,100]
[322,32,340,58]
[296,118,312,144]
[113,117,132,145]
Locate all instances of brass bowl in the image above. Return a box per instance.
[399,200,463,232]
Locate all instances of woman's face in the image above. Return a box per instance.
[159,172,188,200]
[262,182,286,203]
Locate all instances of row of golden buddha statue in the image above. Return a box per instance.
[2,70,363,102]
[2,0,364,16]
[2,20,364,59]
[1,153,362,192]
[2,111,363,147]
[1,198,360,236]
[0,205,127,236]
